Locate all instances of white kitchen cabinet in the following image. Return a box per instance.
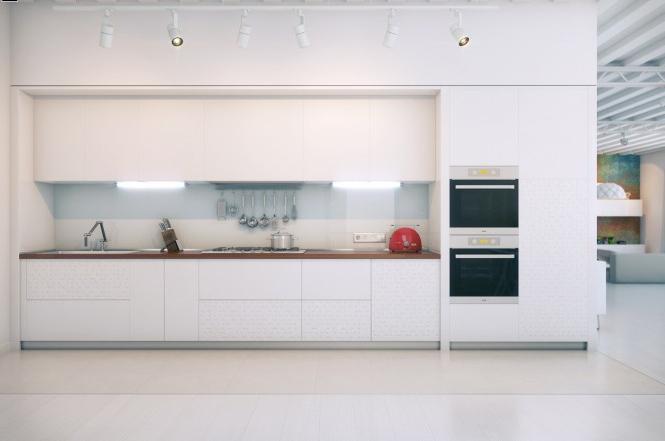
[165,260,198,341]
[21,260,164,341]
[34,98,87,181]
[449,304,519,342]
[370,97,436,181]
[302,260,370,300]
[303,99,371,181]
[448,87,519,166]
[199,300,301,341]
[137,99,206,181]
[198,260,301,300]
[204,99,304,181]
[371,260,440,341]
[518,87,590,179]
[302,301,371,341]
[34,96,436,183]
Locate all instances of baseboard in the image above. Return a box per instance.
[21,341,441,350]
[450,341,588,350]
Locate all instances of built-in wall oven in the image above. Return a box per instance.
[449,235,518,304]
[450,166,518,235]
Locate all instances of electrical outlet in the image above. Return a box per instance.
[353,233,386,243]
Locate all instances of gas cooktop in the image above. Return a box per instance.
[202,246,306,254]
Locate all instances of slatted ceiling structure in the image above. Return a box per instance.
[598,0,665,155]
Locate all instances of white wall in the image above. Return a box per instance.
[0,6,10,351]
[10,1,596,86]
[641,150,665,253]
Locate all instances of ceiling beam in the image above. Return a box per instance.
[598,0,665,48]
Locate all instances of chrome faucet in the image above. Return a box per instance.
[83,221,108,251]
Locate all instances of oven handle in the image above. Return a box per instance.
[455,254,516,259]
[454,185,516,190]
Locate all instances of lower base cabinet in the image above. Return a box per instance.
[449,304,519,342]
[199,301,302,341]
[302,301,371,341]
[21,258,441,344]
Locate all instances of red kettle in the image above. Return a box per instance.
[389,227,422,253]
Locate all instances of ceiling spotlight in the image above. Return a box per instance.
[99,9,113,49]
[383,9,399,49]
[294,9,310,49]
[167,10,184,47]
[620,132,629,146]
[237,10,252,49]
[450,10,470,47]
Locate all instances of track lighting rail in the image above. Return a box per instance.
[54,3,498,12]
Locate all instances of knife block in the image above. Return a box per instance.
[161,228,183,253]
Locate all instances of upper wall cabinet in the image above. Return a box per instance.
[448,87,519,166]
[370,97,436,181]
[34,96,436,183]
[303,99,371,181]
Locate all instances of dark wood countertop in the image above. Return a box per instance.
[19,250,441,260]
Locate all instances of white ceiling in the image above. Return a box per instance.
[597,0,665,155]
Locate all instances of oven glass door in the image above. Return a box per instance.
[450,180,518,228]
[450,248,518,298]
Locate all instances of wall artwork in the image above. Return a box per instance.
[597,154,641,244]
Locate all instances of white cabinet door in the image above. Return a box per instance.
[518,87,590,179]
[302,301,371,341]
[302,260,370,300]
[371,260,440,341]
[449,87,519,166]
[199,260,301,300]
[21,260,164,341]
[34,98,87,182]
[84,99,141,181]
[129,261,165,341]
[205,99,304,181]
[165,260,198,341]
[370,97,436,181]
[303,99,371,181]
[449,304,518,342]
[137,99,206,181]
[199,301,301,341]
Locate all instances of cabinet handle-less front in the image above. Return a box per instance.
[454,185,516,190]
[455,254,515,259]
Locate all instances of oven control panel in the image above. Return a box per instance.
[468,237,500,246]
[449,235,519,249]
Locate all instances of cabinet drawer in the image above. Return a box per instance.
[302,301,370,341]
[302,260,370,300]
[199,301,301,341]
[199,260,301,300]
[449,304,519,341]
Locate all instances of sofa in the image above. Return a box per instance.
[597,250,665,283]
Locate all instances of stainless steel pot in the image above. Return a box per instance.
[271,231,295,250]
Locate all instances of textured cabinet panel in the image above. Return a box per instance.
[450,87,519,166]
[303,99,371,181]
[165,261,199,341]
[199,260,301,300]
[199,301,301,341]
[370,97,436,181]
[21,300,131,341]
[518,178,589,341]
[371,260,440,341]
[450,304,519,341]
[26,260,133,300]
[302,301,371,341]
[302,260,370,300]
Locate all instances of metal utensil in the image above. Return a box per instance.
[239,194,247,225]
[282,193,290,224]
[291,193,298,220]
[227,191,238,217]
[247,194,259,228]
[271,192,279,229]
[259,193,270,228]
